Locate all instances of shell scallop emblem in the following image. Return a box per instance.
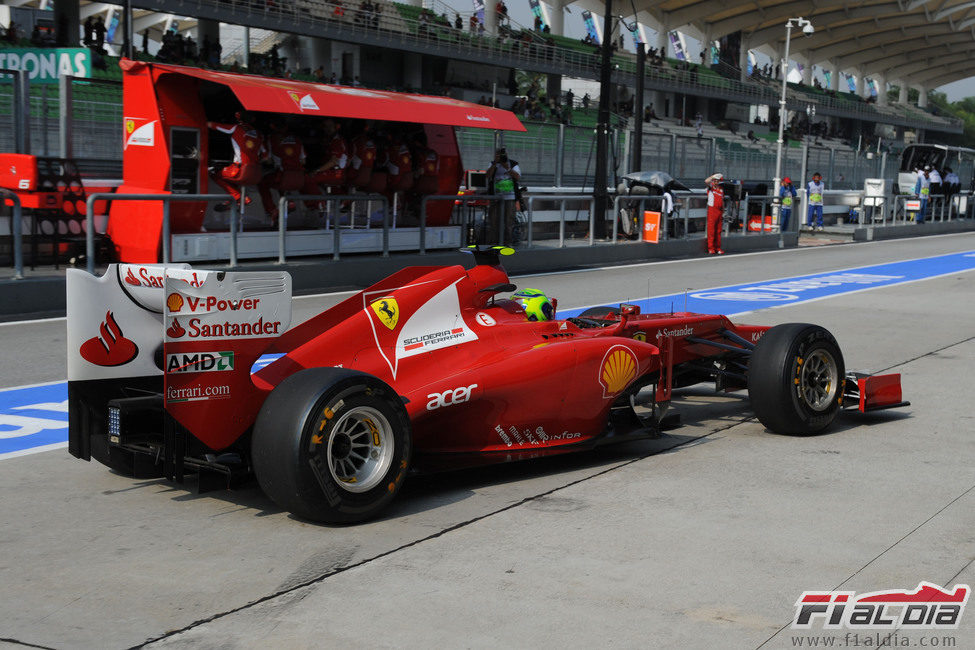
[166,293,184,313]
[599,346,638,398]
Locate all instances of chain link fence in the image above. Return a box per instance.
[460,122,889,192]
[0,77,122,177]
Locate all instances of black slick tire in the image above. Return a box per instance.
[251,368,412,523]
[747,323,845,435]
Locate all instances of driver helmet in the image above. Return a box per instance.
[513,288,554,321]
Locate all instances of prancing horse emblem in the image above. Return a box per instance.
[371,298,399,330]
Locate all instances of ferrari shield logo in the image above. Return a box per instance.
[371,298,399,330]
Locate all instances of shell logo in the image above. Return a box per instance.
[167,293,184,313]
[598,345,638,399]
[284,146,294,156]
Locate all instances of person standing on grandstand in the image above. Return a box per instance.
[258,119,305,225]
[705,173,724,254]
[806,171,825,230]
[914,166,930,223]
[778,177,797,232]
[487,147,521,245]
[208,111,266,211]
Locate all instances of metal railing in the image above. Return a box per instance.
[278,193,390,261]
[526,195,597,247]
[1,189,24,279]
[84,193,236,273]
[421,194,501,252]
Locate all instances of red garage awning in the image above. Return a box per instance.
[121,59,526,132]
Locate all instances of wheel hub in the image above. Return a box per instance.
[799,349,838,411]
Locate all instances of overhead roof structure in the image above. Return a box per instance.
[126,59,527,130]
[6,0,971,104]
[564,0,975,90]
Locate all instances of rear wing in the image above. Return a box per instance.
[67,264,292,454]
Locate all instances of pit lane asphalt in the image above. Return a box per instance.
[1,234,973,649]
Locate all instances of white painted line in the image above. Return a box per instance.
[0,380,65,393]
[0,441,67,461]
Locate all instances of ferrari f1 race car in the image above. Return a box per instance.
[66,249,908,523]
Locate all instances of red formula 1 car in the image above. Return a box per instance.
[66,249,908,523]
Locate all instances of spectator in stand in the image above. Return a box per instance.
[30,25,44,47]
[582,92,590,109]
[83,17,94,47]
[470,15,479,34]
[497,1,509,26]
[200,34,211,66]
[455,13,463,30]
[313,65,325,81]
[210,38,222,67]
[93,16,106,51]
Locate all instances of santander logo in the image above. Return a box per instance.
[167,318,186,339]
[124,267,141,286]
[80,311,139,367]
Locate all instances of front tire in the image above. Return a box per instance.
[747,323,845,435]
[252,368,412,523]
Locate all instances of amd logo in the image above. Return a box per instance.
[166,351,235,374]
[426,383,478,411]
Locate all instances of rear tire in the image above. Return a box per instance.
[252,368,412,523]
[747,323,845,435]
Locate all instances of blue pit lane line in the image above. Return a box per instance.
[3,250,974,461]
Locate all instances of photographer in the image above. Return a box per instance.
[486,147,521,245]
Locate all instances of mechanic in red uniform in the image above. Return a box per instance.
[303,118,349,206]
[258,119,306,225]
[347,122,378,191]
[705,172,725,255]
[385,134,413,192]
[208,111,266,210]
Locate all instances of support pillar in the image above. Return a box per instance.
[484,0,498,35]
[917,86,928,108]
[800,59,812,85]
[53,0,81,47]
[548,2,564,35]
[875,74,887,106]
[546,74,562,104]
[898,83,908,104]
[739,38,749,82]
[403,52,422,91]
[196,19,220,64]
